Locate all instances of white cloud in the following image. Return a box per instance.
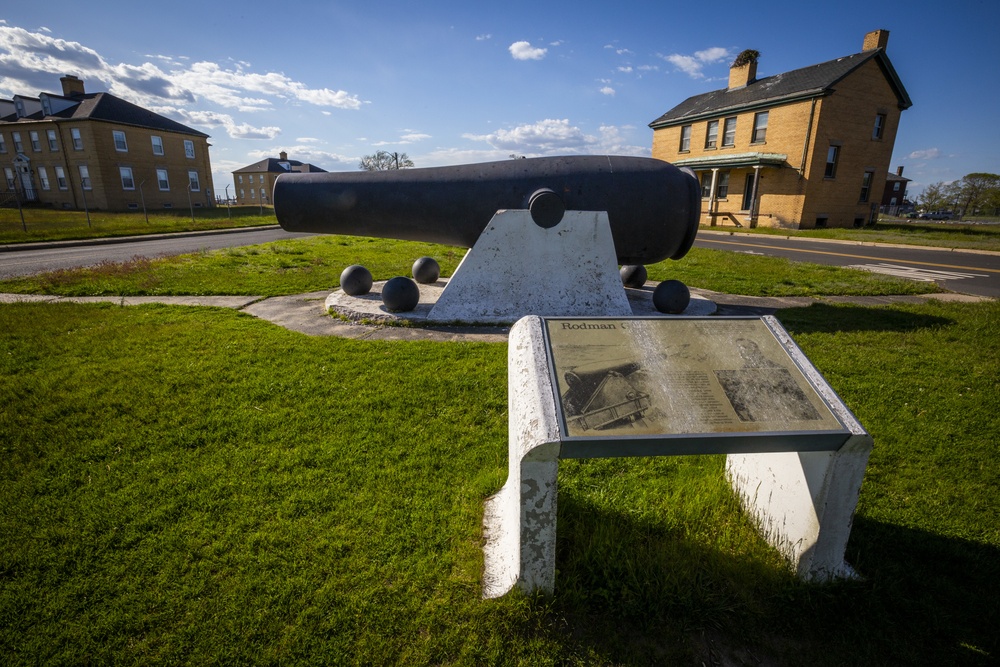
[463,118,648,157]
[509,41,547,61]
[400,132,431,142]
[660,46,732,78]
[617,66,632,73]
[908,148,942,160]
[0,25,363,113]
[476,34,492,41]
[154,107,281,140]
[245,145,356,169]
[600,86,615,96]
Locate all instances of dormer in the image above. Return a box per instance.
[39,93,79,117]
[12,96,43,118]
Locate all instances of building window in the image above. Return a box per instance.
[240,188,245,198]
[873,114,886,140]
[248,174,255,184]
[716,171,730,198]
[250,188,256,199]
[79,165,92,190]
[679,125,692,152]
[29,131,41,151]
[860,171,874,202]
[55,166,68,190]
[751,111,768,143]
[152,136,164,155]
[71,128,83,150]
[157,169,170,191]
[38,166,50,190]
[700,173,712,198]
[825,145,839,178]
[47,129,58,151]
[893,182,901,192]
[120,167,135,190]
[13,132,23,152]
[260,188,267,202]
[113,130,128,152]
[184,140,195,159]
[238,174,243,184]
[0,133,6,153]
[4,168,14,189]
[188,171,200,191]
[722,117,737,147]
[705,120,719,149]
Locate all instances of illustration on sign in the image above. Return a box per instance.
[545,318,843,439]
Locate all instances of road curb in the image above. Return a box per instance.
[0,225,282,253]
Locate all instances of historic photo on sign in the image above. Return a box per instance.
[545,318,843,439]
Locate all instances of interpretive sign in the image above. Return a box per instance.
[543,317,850,457]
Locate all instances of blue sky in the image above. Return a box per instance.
[2,0,998,198]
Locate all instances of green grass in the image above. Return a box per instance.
[0,206,276,244]
[1,298,998,665]
[0,237,937,299]
[706,219,1000,252]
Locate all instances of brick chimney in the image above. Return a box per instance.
[863,29,889,51]
[897,166,904,176]
[729,49,759,90]
[279,151,288,161]
[60,75,85,97]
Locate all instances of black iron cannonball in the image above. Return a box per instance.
[619,264,648,289]
[652,279,690,314]
[340,264,373,296]
[411,256,440,284]
[381,276,420,312]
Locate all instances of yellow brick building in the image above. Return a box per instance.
[1,75,214,212]
[650,30,911,229]
[231,152,326,207]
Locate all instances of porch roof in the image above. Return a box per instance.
[672,152,788,170]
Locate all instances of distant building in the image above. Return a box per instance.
[0,75,214,211]
[882,166,911,213]
[650,30,912,229]
[231,152,327,206]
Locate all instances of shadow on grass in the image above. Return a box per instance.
[777,302,954,335]
[534,494,998,666]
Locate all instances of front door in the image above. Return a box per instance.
[742,172,756,211]
[14,157,37,202]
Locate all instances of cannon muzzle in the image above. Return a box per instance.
[273,155,700,264]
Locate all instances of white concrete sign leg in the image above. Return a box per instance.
[483,317,562,598]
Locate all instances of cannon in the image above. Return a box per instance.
[273,155,700,265]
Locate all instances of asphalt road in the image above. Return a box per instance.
[0,226,310,279]
[693,231,1000,299]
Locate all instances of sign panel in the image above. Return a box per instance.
[543,317,849,456]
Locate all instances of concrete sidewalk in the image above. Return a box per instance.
[0,287,987,343]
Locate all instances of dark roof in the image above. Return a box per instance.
[233,157,327,174]
[650,49,912,128]
[0,92,208,138]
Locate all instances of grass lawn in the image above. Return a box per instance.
[0,207,275,244]
[0,235,939,299]
[706,219,1000,252]
[1,298,997,665]
[0,233,993,664]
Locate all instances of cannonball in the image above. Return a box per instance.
[411,256,440,284]
[340,264,373,296]
[619,264,648,289]
[381,276,420,312]
[652,279,690,314]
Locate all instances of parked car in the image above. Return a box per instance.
[918,210,952,220]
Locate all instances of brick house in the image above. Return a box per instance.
[0,75,215,211]
[882,166,911,213]
[231,152,326,206]
[649,30,911,229]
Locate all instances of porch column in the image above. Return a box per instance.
[708,168,719,226]
[749,166,761,228]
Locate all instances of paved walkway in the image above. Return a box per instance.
[0,286,987,343]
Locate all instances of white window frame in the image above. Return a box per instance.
[184,140,195,159]
[260,188,267,202]
[860,170,874,202]
[873,114,886,140]
[38,166,51,190]
[825,145,839,179]
[13,132,23,152]
[0,133,6,153]
[78,165,92,190]
[4,167,14,189]
[716,170,730,199]
[71,128,83,150]
[151,135,164,156]
[679,125,692,152]
[29,131,41,151]
[47,129,58,151]
[188,170,200,192]
[238,174,243,184]
[120,166,135,190]
[722,117,737,147]
[55,166,68,190]
[705,120,719,149]
[157,168,170,191]
[751,111,768,144]
[113,130,128,152]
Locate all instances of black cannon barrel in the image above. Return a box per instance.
[273,155,700,264]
